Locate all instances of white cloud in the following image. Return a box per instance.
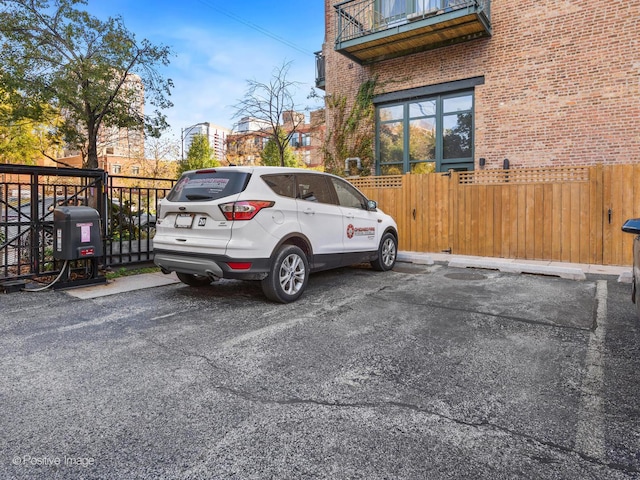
[160,25,317,137]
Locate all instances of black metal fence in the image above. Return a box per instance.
[0,164,176,286]
[105,173,175,267]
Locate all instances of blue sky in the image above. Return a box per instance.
[84,0,325,140]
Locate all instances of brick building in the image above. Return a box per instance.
[49,154,177,180]
[318,0,640,174]
[285,109,326,167]
[226,111,325,167]
[226,128,269,166]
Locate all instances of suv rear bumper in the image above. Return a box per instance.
[154,249,271,281]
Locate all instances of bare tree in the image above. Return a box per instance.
[232,61,303,167]
[142,136,180,179]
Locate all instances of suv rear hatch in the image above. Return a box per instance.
[155,169,251,252]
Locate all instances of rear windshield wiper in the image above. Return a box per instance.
[185,194,215,200]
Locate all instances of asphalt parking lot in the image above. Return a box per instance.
[1,262,639,479]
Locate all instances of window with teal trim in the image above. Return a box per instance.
[376,91,474,175]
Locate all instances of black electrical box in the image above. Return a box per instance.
[53,206,103,260]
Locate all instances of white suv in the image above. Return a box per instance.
[153,167,398,303]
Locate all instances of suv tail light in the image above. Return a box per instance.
[219,201,274,221]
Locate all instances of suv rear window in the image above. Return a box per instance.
[166,171,250,202]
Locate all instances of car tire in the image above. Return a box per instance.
[176,272,211,287]
[370,232,397,271]
[261,245,309,303]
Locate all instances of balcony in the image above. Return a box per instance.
[315,51,326,90]
[334,0,491,64]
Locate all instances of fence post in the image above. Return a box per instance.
[98,171,108,270]
[448,170,459,254]
[593,164,604,265]
[30,172,40,273]
[400,172,411,252]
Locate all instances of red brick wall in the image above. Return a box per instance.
[323,0,640,169]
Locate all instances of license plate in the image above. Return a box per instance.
[175,213,195,228]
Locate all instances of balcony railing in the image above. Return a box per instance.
[315,51,326,90]
[334,0,491,64]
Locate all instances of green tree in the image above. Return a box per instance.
[0,119,41,165]
[0,0,173,169]
[177,133,219,176]
[0,88,63,164]
[260,132,299,167]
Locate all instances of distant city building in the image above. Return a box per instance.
[226,130,269,166]
[293,109,325,167]
[226,110,325,167]
[182,122,230,162]
[282,110,305,126]
[235,117,272,133]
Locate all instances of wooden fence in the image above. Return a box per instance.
[350,164,640,266]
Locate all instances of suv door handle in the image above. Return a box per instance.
[303,208,315,215]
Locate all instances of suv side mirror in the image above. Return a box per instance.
[367,200,378,212]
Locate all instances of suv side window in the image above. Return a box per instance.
[296,174,337,205]
[262,174,296,198]
[330,177,367,210]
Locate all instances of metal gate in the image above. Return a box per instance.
[1,164,176,288]
[1,165,106,286]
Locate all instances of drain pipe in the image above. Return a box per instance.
[344,157,362,176]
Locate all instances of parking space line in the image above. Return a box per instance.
[151,312,180,321]
[574,279,607,461]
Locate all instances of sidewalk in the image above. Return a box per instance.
[63,252,633,300]
[65,271,181,299]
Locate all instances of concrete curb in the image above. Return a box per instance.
[447,257,586,280]
[396,252,435,265]
[397,251,631,283]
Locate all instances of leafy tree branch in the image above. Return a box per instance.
[323,77,377,176]
[0,0,174,169]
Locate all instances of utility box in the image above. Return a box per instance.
[53,206,103,260]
